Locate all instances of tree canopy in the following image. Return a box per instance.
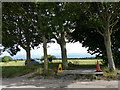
[70,2,120,70]
[2,2,120,71]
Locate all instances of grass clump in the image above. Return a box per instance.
[101,67,119,80]
[102,67,118,76]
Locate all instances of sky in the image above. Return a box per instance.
[0,42,96,59]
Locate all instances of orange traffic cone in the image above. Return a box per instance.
[96,61,102,72]
[57,64,63,73]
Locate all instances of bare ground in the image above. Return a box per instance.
[1,73,119,88]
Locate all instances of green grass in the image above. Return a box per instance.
[102,66,118,76]
[53,59,102,65]
[1,61,43,78]
[0,59,103,78]
[1,59,120,79]
[52,59,103,70]
[0,61,25,66]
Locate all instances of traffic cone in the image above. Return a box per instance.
[96,61,102,72]
[57,64,63,73]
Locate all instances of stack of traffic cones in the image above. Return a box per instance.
[57,64,63,73]
[96,60,102,72]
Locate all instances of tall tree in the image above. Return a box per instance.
[70,2,120,71]
[2,2,42,64]
[26,2,54,74]
[36,3,50,74]
[89,2,120,71]
[48,2,73,68]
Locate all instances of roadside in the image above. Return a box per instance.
[1,61,120,88]
[2,74,119,88]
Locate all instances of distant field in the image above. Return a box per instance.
[0,61,25,66]
[53,59,103,65]
[0,59,103,66]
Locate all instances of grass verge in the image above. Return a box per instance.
[2,60,120,79]
[2,63,43,78]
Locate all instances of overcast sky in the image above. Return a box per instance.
[0,42,95,59]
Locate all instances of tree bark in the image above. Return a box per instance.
[59,31,68,69]
[104,29,116,71]
[42,35,48,75]
[25,46,31,65]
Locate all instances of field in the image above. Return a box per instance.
[53,59,102,65]
[1,59,119,79]
[0,61,25,66]
[1,59,103,78]
[1,59,102,66]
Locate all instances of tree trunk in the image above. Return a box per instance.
[59,31,68,69]
[104,29,116,71]
[42,35,48,75]
[25,47,31,65]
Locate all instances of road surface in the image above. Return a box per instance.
[1,76,119,88]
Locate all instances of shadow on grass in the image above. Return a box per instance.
[2,64,44,78]
[2,63,111,88]
[68,64,104,70]
[2,62,105,78]
[49,63,103,70]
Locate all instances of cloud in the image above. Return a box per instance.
[47,43,61,55]
[66,42,88,54]
[0,42,95,59]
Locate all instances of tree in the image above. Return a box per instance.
[111,21,120,67]
[48,2,73,68]
[34,2,53,74]
[89,2,120,71]
[2,2,42,64]
[71,15,120,67]
[34,2,70,69]
[2,2,54,73]
[70,2,120,71]
[41,55,56,62]
[2,56,13,62]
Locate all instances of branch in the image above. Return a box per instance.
[53,35,60,44]
[101,25,106,30]
[37,9,42,30]
[108,14,112,22]
[109,19,119,35]
[16,3,39,31]
[99,3,106,20]
[96,28,104,36]
[110,19,119,28]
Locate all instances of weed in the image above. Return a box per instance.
[102,67,118,76]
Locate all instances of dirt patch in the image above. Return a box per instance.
[2,73,119,88]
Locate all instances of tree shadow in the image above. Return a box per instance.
[2,63,105,88]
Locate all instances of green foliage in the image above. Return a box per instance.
[113,52,120,67]
[102,67,118,80]
[70,2,120,69]
[48,55,56,62]
[41,55,56,62]
[2,56,13,62]
[14,60,17,63]
[2,2,42,56]
[2,2,120,70]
